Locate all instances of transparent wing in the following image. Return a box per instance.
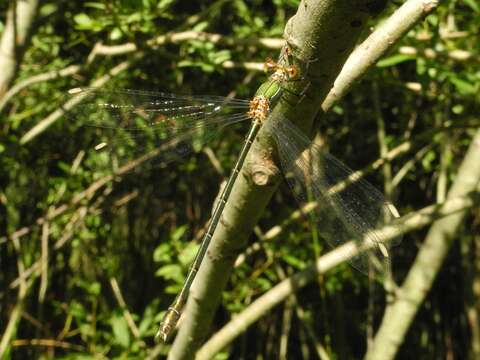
[65,88,252,168]
[271,118,401,277]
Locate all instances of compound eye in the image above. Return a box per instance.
[263,58,276,72]
[287,65,298,79]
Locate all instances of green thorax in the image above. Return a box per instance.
[255,77,283,107]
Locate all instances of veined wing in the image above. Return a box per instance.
[271,117,401,278]
[66,87,252,167]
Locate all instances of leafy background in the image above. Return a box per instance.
[1,0,479,358]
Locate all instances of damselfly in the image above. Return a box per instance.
[67,47,400,342]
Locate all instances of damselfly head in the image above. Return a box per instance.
[264,56,299,82]
[286,65,299,80]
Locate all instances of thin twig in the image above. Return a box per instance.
[391,145,433,188]
[203,147,224,176]
[38,219,49,303]
[11,338,85,352]
[91,31,283,57]
[398,46,479,63]
[0,235,32,357]
[7,206,87,291]
[109,278,142,340]
[373,80,394,199]
[294,301,331,360]
[321,0,439,112]
[0,65,81,111]
[20,55,139,144]
[279,295,293,359]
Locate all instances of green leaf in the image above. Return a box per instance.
[283,254,306,270]
[212,50,231,65]
[177,60,195,67]
[69,302,87,319]
[212,352,230,360]
[158,0,175,11]
[84,2,107,10]
[449,77,477,95]
[200,63,215,72]
[377,54,416,67]
[463,0,480,12]
[126,13,142,23]
[137,316,153,336]
[56,354,95,360]
[256,277,273,291]
[79,323,95,338]
[171,225,188,242]
[165,283,183,294]
[75,279,102,297]
[87,282,101,296]
[110,314,130,348]
[452,104,464,114]
[178,242,199,266]
[110,27,123,41]
[192,21,209,32]
[74,13,93,27]
[39,4,58,16]
[422,150,436,171]
[153,243,172,263]
[155,264,183,282]
[57,161,71,174]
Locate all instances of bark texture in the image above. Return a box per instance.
[0,0,39,99]
[168,1,386,358]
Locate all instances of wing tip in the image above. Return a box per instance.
[385,202,401,218]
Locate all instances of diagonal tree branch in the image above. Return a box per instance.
[167,1,392,358]
[167,0,440,358]
[321,0,439,111]
[1,0,443,251]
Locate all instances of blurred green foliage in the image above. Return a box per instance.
[1,0,479,359]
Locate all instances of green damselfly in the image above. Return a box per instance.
[68,48,400,342]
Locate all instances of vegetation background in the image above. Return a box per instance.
[1,0,479,359]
